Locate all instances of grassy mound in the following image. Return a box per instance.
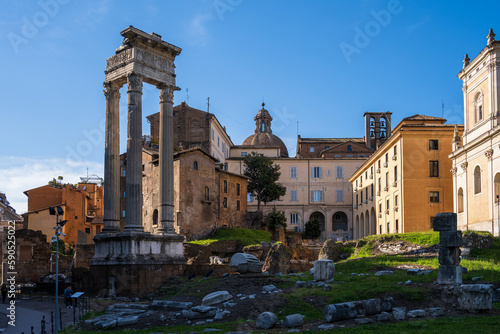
[188,227,271,247]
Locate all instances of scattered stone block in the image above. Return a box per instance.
[182,306,217,319]
[407,269,420,275]
[223,301,237,308]
[256,312,278,330]
[209,256,224,265]
[262,242,290,275]
[458,284,494,310]
[392,307,406,320]
[439,231,464,248]
[375,312,391,321]
[471,276,484,282]
[428,307,444,317]
[282,314,304,328]
[493,288,500,303]
[323,284,332,291]
[375,270,394,276]
[262,284,279,293]
[407,309,427,318]
[214,310,230,320]
[229,253,261,273]
[355,317,373,324]
[309,268,314,275]
[150,300,193,311]
[314,259,335,282]
[317,324,335,330]
[296,281,307,287]
[203,328,222,332]
[404,280,412,285]
[202,291,233,306]
[117,316,139,327]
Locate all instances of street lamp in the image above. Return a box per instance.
[49,206,67,334]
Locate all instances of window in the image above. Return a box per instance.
[378,178,381,192]
[123,191,126,198]
[347,145,352,152]
[153,209,158,225]
[290,166,297,178]
[394,166,397,182]
[236,200,240,211]
[205,186,210,201]
[394,145,397,155]
[217,137,220,147]
[311,167,323,178]
[236,183,241,196]
[336,189,343,202]
[311,190,323,202]
[85,228,91,234]
[347,154,353,158]
[212,128,214,139]
[430,191,439,203]
[371,184,374,197]
[222,142,225,152]
[361,190,363,201]
[290,213,299,225]
[327,169,331,176]
[378,160,381,169]
[241,152,247,157]
[386,199,390,211]
[458,188,464,213]
[325,146,330,150]
[365,189,368,201]
[379,203,382,213]
[122,169,126,176]
[387,222,390,233]
[370,166,373,175]
[429,161,439,177]
[291,190,297,202]
[395,220,399,233]
[223,180,228,193]
[385,153,388,163]
[337,166,343,178]
[356,194,359,206]
[223,197,227,208]
[261,122,265,132]
[385,172,389,187]
[379,225,382,234]
[247,193,253,202]
[122,210,126,218]
[96,225,101,234]
[193,161,198,170]
[474,91,484,123]
[430,216,435,229]
[395,195,399,206]
[334,154,341,158]
[474,165,481,194]
[429,140,439,150]
[310,147,315,153]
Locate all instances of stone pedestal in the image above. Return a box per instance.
[434,212,463,284]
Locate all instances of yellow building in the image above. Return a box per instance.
[450,29,500,236]
[350,115,462,239]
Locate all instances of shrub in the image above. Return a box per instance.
[305,219,322,239]
[264,208,287,231]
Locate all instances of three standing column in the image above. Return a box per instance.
[157,84,176,234]
[102,81,121,233]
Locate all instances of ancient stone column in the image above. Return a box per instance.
[156,84,176,233]
[102,81,121,233]
[124,73,144,231]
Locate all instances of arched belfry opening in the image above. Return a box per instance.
[364,112,392,149]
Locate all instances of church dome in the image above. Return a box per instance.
[242,103,289,158]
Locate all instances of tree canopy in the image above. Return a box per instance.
[244,152,286,213]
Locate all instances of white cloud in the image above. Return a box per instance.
[186,12,213,46]
[0,156,103,215]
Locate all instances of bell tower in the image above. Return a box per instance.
[363,112,392,150]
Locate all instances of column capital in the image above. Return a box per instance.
[127,73,143,92]
[103,81,121,99]
[157,84,175,104]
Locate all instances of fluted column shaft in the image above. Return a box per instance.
[157,85,176,233]
[102,81,121,233]
[124,73,144,231]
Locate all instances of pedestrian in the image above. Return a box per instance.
[64,285,73,308]
[1,284,7,303]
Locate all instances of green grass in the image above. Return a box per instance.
[301,316,500,334]
[188,228,271,246]
[470,237,500,264]
[280,294,324,320]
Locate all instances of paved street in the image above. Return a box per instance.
[0,298,77,334]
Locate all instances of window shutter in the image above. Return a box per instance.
[319,167,323,178]
[320,191,323,201]
[311,167,314,178]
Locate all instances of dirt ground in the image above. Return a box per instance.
[83,268,500,333]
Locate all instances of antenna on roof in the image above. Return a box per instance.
[207,97,210,113]
[297,121,299,137]
[442,100,444,118]
[186,88,189,103]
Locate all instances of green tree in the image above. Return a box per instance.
[305,219,322,239]
[244,152,286,213]
[264,207,287,231]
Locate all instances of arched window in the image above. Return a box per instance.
[380,117,386,128]
[193,161,198,170]
[204,186,210,201]
[495,173,500,202]
[458,188,464,213]
[474,91,484,123]
[474,166,481,194]
[153,209,158,225]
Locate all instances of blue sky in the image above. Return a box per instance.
[0,0,498,213]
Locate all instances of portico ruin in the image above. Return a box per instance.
[91,26,185,296]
